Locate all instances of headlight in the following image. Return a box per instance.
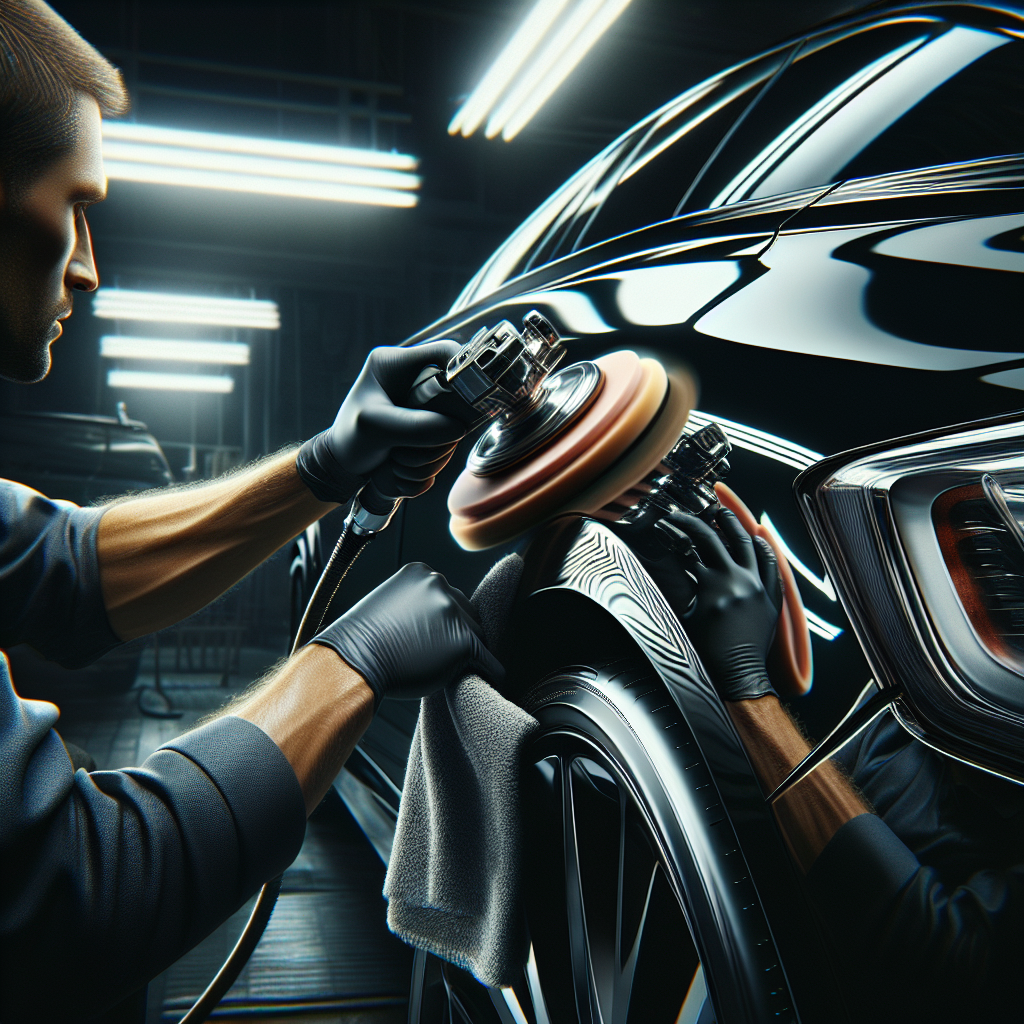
[795,411,1024,784]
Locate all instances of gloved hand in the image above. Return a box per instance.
[310,562,505,709]
[296,342,466,505]
[650,508,783,701]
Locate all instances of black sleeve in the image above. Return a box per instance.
[0,480,121,667]
[806,812,1024,1024]
[0,660,307,1024]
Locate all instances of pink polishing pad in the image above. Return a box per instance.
[449,350,644,520]
[715,482,813,697]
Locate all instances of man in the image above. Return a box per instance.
[0,3,501,1021]
[651,508,1024,1024]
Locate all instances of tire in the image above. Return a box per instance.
[410,621,791,1023]
[406,519,825,1023]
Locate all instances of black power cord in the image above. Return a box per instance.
[177,515,373,1024]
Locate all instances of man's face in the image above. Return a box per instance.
[0,94,106,383]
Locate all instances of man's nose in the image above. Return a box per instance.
[65,211,99,292]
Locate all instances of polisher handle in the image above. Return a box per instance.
[351,364,478,529]
[408,364,480,424]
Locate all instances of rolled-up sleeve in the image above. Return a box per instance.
[807,812,1024,1024]
[0,480,121,667]
[0,657,307,1024]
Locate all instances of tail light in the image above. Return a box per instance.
[795,411,1024,784]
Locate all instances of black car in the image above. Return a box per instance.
[318,3,1024,1021]
[0,411,174,696]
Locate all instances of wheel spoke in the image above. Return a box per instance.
[562,757,602,1023]
[525,943,553,1024]
[614,860,658,1021]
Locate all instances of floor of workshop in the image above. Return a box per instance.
[52,649,412,1024]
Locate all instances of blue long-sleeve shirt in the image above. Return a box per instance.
[0,480,307,1024]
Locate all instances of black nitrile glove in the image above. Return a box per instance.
[310,562,505,709]
[653,508,783,701]
[612,505,699,618]
[296,342,465,505]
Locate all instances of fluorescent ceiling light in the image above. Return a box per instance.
[485,0,634,140]
[108,370,234,393]
[103,122,417,169]
[100,336,250,364]
[101,122,419,206]
[448,0,571,137]
[93,289,280,329]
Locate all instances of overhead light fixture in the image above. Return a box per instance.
[102,122,420,207]
[450,0,633,142]
[93,289,280,329]
[100,336,251,364]
[107,370,235,393]
[448,0,571,137]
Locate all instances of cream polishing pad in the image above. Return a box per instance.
[715,482,813,697]
[450,359,697,551]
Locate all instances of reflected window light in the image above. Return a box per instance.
[108,370,234,393]
[715,26,1005,207]
[614,262,740,327]
[759,511,837,600]
[100,336,250,364]
[93,290,280,329]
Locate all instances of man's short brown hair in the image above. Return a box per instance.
[0,0,129,196]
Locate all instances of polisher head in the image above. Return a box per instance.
[448,350,697,551]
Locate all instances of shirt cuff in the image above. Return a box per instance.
[65,505,124,666]
[159,716,307,888]
[805,812,920,947]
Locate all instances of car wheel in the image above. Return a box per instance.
[409,646,790,1024]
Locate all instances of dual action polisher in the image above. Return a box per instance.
[314,310,811,699]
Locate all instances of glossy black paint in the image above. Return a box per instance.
[391,3,1024,739]
[346,2,1024,1018]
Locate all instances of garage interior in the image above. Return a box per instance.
[0,2,902,1022]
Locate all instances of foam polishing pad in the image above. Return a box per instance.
[715,482,813,697]
[449,356,697,551]
[449,351,644,519]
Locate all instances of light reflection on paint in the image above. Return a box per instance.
[686,410,823,470]
[873,213,1024,274]
[805,608,844,640]
[760,512,837,600]
[614,262,741,326]
[505,289,615,334]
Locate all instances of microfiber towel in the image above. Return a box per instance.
[383,553,539,989]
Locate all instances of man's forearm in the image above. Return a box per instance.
[727,696,868,873]
[97,450,335,640]
[230,644,375,814]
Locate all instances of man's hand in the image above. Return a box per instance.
[296,342,466,505]
[647,508,783,701]
[311,562,505,709]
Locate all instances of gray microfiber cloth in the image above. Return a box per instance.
[383,553,539,989]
